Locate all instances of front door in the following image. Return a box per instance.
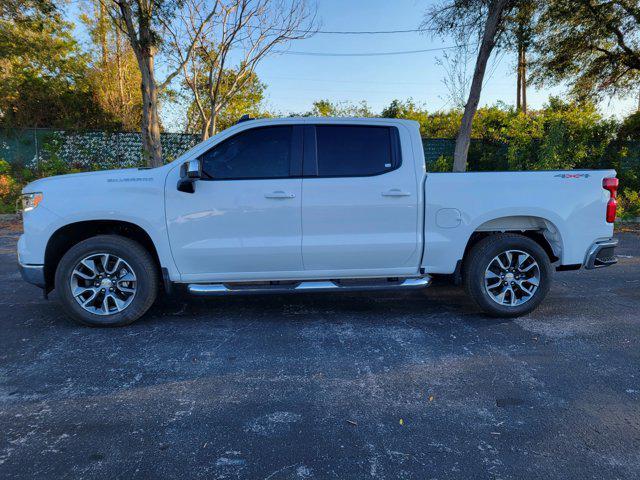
[165,125,304,282]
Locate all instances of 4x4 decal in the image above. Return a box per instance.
[554,173,591,179]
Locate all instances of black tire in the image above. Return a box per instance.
[55,235,159,327]
[463,233,552,318]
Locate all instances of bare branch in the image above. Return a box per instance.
[177,0,317,138]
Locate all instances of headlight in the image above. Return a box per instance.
[21,192,43,212]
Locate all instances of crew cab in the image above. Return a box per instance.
[17,118,619,326]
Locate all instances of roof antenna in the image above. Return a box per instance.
[236,114,254,124]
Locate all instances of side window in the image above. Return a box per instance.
[315,126,398,177]
[200,126,292,179]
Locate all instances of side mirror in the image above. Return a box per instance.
[177,159,202,193]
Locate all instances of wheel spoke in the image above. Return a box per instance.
[118,283,136,294]
[517,253,530,269]
[81,289,99,307]
[73,285,96,297]
[101,294,111,313]
[109,293,126,312]
[496,286,508,304]
[105,258,123,275]
[118,272,136,282]
[505,251,513,268]
[518,282,534,296]
[519,261,537,272]
[98,254,110,274]
[73,268,94,280]
[80,259,99,277]
[496,255,509,271]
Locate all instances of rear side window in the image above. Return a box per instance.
[315,125,399,177]
[200,126,292,179]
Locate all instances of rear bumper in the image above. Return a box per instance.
[19,262,45,289]
[584,239,618,269]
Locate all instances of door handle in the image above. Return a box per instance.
[382,189,411,197]
[265,191,296,199]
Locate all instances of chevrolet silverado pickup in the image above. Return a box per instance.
[17,118,619,326]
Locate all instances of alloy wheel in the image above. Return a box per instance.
[484,249,540,307]
[69,253,137,315]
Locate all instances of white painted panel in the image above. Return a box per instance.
[165,175,303,276]
[301,125,420,273]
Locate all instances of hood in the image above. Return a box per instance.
[22,168,163,193]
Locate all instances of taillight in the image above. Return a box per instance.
[603,177,618,223]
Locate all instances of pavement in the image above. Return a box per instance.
[0,223,639,479]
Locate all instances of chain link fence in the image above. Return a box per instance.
[0,129,199,172]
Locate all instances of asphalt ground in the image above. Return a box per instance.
[1,223,638,479]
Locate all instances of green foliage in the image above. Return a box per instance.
[0,159,19,213]
[79,1,143,131]
[618,112,640,140]
[384,97,621,171]
[304,99,375,118]
[618,189,640,219]
[431,155,454,172]
[210,72,268,133]
[532,0,640,101]
[0,0,119,129]
[183,69,268,136]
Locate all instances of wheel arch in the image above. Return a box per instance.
[468,215,563,262]
[44,220,162,291]
[451,215,563,284]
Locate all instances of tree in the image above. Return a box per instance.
[425,0,515,172]
[506,1,536,113]
[532,0,640,104]
[81,1,143,131]
[435,43,475,110]
[102,0,220,166]
[307,99,374,117]
[183,68,267,135]
[0,0,118,129]
[172,0,316,140]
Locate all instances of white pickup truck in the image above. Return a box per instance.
[17,117,619,326]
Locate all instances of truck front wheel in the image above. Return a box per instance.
[463,233,552,318]
[54,235,159,327]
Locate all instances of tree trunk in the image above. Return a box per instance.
[139,55,163,167]
[210,114,218,137]
[115,28,125,121]
[521,46,527,114]
[116,0,163,167]
[206,95,219,139]
[201,118,211,140]
[516,44,522,111]
[452,0,508,172]
[98,0,108,67]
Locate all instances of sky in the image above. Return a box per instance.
[254,0,636,117]
[66,0,638,132]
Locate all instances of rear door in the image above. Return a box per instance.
[301,123,420,276]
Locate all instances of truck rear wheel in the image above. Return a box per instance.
[463,233,551,318]
[55,235,159,327]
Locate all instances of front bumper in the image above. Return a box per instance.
[19,262,45,289]
[584,239,618,269]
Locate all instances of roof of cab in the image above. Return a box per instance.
[234,116,420,128]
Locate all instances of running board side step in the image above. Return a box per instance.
[187,277,431,296]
